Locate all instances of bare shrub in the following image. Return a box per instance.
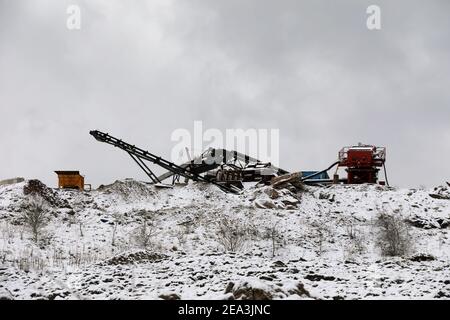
[180,221,195,235]
[305,221,333,256]
[175,224,191,248]
[341,218,366,258]
[374,212,413,257]
[216,215,248,252]
[0,250,7,264]
[263,221,285,257]
[132,219,159,249]
[79,221,84,237]
[176,232,187,248]
[243,213,260,241]
[1,222,15,245]
[344,232,366,260]
[130,211,160,249]
[67,215,84,238]
[13,248,46,273]
[22,196,48,243]
[111,212,124,247]
[345,220,357,240]
[67,246,107,267]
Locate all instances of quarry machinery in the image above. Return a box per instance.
[337,144,387,185]
[89,130,243,194]
[90,129,387,191]
[90,130,289,193]
[301,143,388,186]
[158,147,288,185]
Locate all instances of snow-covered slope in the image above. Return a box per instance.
[0,179,449,300]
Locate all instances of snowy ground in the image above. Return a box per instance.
[0,179,449,300]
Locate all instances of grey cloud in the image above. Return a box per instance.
[0,0,449,188]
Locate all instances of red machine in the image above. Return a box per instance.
[338,144,386,184]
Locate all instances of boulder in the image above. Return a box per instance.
[270,172,304,190]
[410,253,436,262]
[227,281,273,300]
[158,293,181,300]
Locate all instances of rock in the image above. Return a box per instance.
[318,192,329,200]
[437,218,450,228]
[254,199,276,209]
[272,261,287,268]
[304,274,336,282]
[0,289,13,300]
[434,291,450,298]
[47,291,69,300]
[253,186,300,209]
[281,197,300,206]
[430,193,450,200]
[159,293,181,300]
[232,282,273,300]
[225,282,235,294]
[227,278,311,300]
[405,216,443,229]
[429,193,450,200]
[429,185,450,200]
[23,179,70,208]
[410,253,436,262]
[263,188,280,199]
[259,275,274,281]
[287,282,311,298]
[328,194,335,202]
[99,250,168,266]
[270,172,304,190]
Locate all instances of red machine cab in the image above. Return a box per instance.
[338,144,386,184]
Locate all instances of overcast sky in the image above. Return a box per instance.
[1,0,449,188]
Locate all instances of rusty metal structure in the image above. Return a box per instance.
[163,147,288,188]
[90,130,388,192]
[300,143,388,186]
[55,171,90,191]
[338,144,387,184]
[89,130,291,193]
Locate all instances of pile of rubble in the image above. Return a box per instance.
[97,179,156,202]
[270,172,305,191]
[251,186,300,210]
[225,278,312,300]
[23,180,70,208]
[406,215,449,229]
[99,250,167,266]
[429,183,450,200]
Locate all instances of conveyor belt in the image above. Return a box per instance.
[89,130,241,194]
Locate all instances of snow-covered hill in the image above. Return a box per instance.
[0,179,449,300]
